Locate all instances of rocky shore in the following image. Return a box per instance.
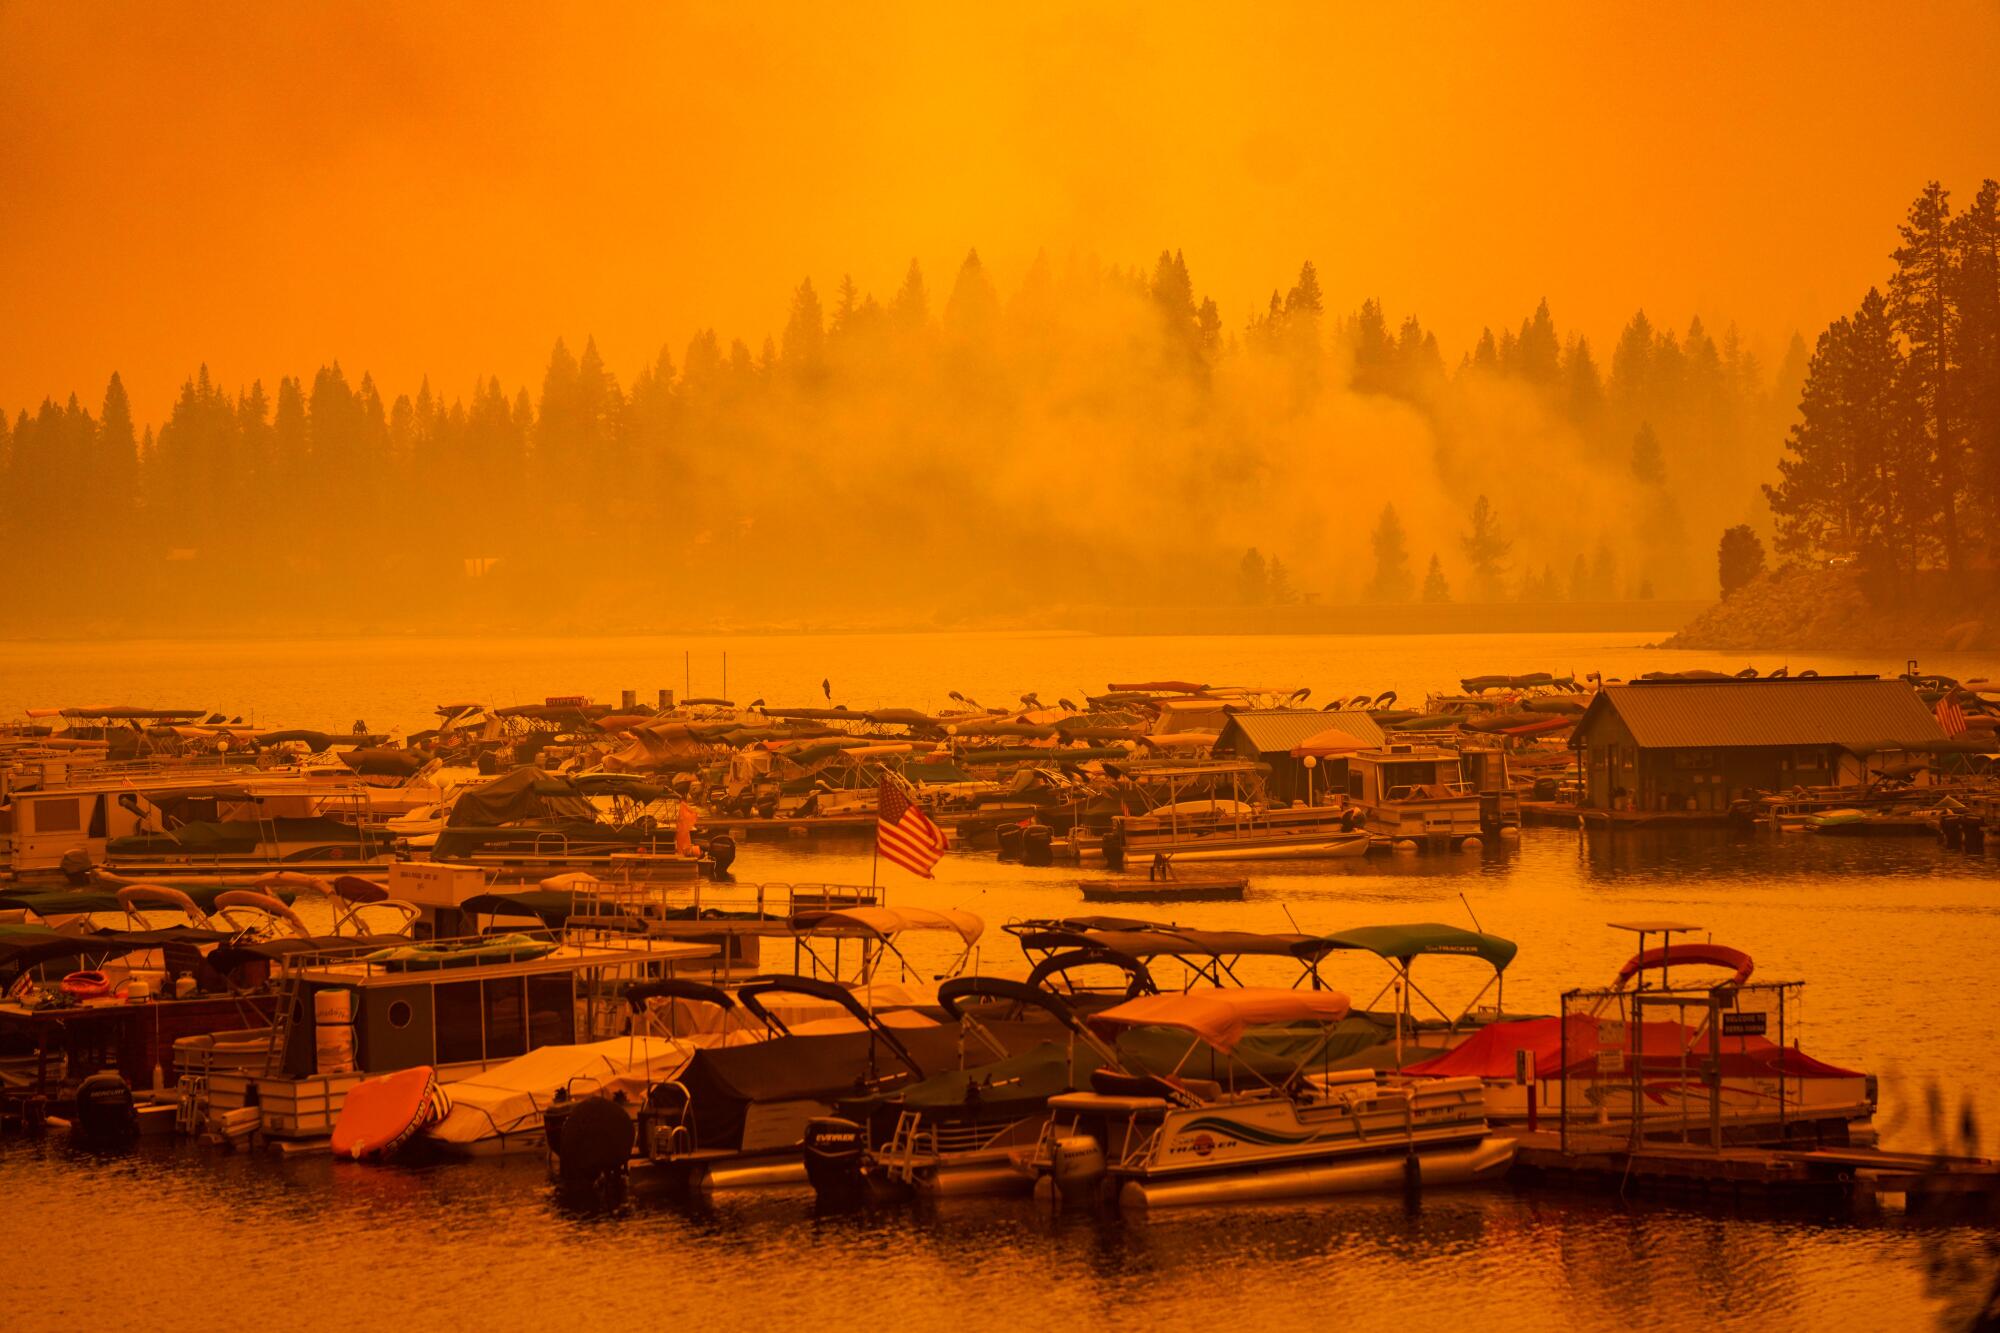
[1664,564,1995,652]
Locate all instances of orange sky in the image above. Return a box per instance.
[2,1,1996,421]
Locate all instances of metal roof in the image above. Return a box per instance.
[1572,679,1946,751]
[1217,709,1385,755]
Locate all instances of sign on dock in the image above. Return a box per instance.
[1721,1011,1768,1037]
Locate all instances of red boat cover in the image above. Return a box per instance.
[331,1066,448,1160]
[1403,1015,1863,1081]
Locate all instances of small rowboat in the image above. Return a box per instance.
[1079,876,1247,902]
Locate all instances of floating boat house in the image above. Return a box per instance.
[1568,677,1947,813]
[1213,709,1384,805]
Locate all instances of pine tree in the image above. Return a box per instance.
[1951,179,2000,551]
[1420,554,1450,603]
[1888,181,1963,570]
[1366,504,1414,601]
[891,259,930,331]
[1515,298,1561,386]
[944,249,999,343]
[783,277,826,378]
[1237,547,1268,605]
[1562,336,1604,424]
[1266,557,1297,605]
[1460,495,1510,599]
[1630,423,1665,484]
[1765,289,1912,565]
[1351,299,1394,393]
[97,372,138,520]
[1717,525,1765,597]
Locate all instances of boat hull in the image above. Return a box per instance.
[1162,836,1368,863]
[1119,1135,1515,1209]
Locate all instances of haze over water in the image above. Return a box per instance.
[6,630,1998,1326]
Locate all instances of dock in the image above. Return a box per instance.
[1078,875,1247,902]
[1508,1131,2000,1218]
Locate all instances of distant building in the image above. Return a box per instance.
[1213,709,1384,804]
[1568,677,1946,813]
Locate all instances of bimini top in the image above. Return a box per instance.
[785,905,984,946]
[1026,925,1319,960]
[1313,923,1518,973]
[1088,987,1353,1052]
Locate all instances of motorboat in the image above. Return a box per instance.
[424,1032,712,1157]
[1028,988,1514,1208]
[199,927,717,1145]
[1344,746,1487,851]
[1103,762,1373,864]
[803,976,1124,1203]
[547,974,968,1194]
[1402,933,1873,1144]
[1159,835,1368,863]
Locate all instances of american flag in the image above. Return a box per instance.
[1936,693,1969,738]
[876,774,947,878]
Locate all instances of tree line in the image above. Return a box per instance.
[1765,179,2000,579]
[0,248,1808,632]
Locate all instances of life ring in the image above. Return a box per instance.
[62,970,112,999]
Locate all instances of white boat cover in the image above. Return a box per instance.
[426,1036,698,1147]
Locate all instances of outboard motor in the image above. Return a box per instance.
[547,1094,633,1194]
[71,1073,138,1148]
[1041,1133,1106,1205]
[705,833,737,880]
[802,1116,866,1205]
[1100,827,1126,873]
[543,1086,576,1177]
[995,823,1025,863]
[1020,824,1055,868]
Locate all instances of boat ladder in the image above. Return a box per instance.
[883,1109,933,1185]
[264,973,305,1076]
[176,1073,209,1135]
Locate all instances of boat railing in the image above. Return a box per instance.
[275,928,704,985]
[1383,781,1476,801]
[561,879,884,930]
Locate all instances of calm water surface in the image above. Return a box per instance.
[5,632,1998,1328]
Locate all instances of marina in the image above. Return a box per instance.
[5,10,1998,1317]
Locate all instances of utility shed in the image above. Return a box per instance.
[1568,677,1946,812]
[1214,709,1385,804]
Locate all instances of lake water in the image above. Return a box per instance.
[4,631,1998,1328]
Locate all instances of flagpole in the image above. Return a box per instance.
[871,774,882,896]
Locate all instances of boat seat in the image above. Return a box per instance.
[1089,1067,1221,1103]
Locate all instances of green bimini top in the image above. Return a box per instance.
[1311,923,1518,973]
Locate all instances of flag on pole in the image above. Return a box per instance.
[876,774,947,878]
[1936,693,1969,738]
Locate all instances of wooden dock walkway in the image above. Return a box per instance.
[1508,1130,2000,1218]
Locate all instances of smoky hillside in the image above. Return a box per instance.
[1,251,1805,635]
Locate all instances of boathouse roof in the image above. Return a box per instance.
[1216,709,1385,755]
[1570,677,1946,751]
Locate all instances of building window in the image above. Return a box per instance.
[527,975,574,1049]
[32,799,81,834]
[483,978,527,1059]
[435,980,483,1064]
